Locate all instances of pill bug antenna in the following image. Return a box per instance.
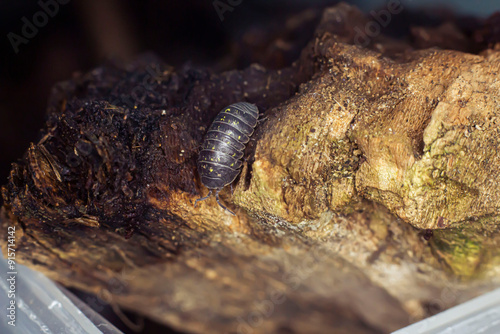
[194,190,213,207]
[215,189,235,216]
[257,115,269,124]
[254,103,268,123]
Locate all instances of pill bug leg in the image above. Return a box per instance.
[215,189,235,216]
[194,190,213,207]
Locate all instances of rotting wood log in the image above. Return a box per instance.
[1,4,500,334]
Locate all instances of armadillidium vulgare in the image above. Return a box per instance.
[195,102,259,215]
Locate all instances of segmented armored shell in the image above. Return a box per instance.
[197,102,259,190]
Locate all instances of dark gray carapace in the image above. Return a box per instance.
[195,102,259,215]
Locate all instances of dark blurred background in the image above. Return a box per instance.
[0,0,498,333]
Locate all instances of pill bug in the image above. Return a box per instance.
[195,102,259,215]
